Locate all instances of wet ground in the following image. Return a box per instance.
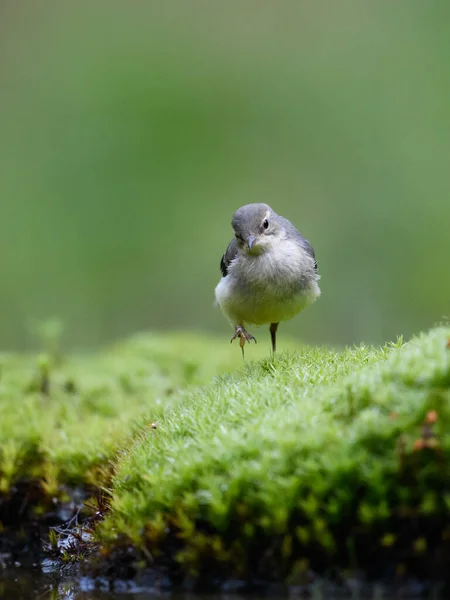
[1,566,447,600]
[1,568,150,599]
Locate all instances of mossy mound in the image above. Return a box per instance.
[2,327,449,590]
[94,327,450,587]
[0,331,288,518]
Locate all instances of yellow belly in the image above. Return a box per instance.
[215,277,320,326]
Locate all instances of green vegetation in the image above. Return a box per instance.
[1,3,450,350]
[96,326,450,582]
[1,326,449,585]
[0,331,291,495]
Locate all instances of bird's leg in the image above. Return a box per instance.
[230,325,257,358]
[269,322,279,354]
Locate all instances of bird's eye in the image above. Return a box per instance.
[263,219,269,229]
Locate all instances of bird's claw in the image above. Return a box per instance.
[230,326,257,356]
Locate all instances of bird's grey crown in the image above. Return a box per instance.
[220,203,317,277]
[231,203,271,240]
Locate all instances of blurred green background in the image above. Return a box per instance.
[1,1,449,351]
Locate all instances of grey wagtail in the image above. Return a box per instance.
[215,203,320,355]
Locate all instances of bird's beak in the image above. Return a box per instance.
[247,235,256,250]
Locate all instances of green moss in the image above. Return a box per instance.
[3,326,450,582]
[0,331,294,493]
[95,327,450,580]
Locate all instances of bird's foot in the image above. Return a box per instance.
[230,326,257,357]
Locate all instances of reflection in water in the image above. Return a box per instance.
[0,567,444,600]
[0,569,124,599]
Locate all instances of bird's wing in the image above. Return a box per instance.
[301,238,318,272]
[278,216,318,272]
[220,238,239,277]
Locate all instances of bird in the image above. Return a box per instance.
[214,203,320,356]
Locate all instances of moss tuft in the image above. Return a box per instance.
[94,327,450,584]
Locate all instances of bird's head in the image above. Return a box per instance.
[231,203,281,255]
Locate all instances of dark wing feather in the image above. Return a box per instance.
[302,238,318,272]
[220,238,238,277]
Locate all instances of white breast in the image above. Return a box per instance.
[215,239,320,327]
